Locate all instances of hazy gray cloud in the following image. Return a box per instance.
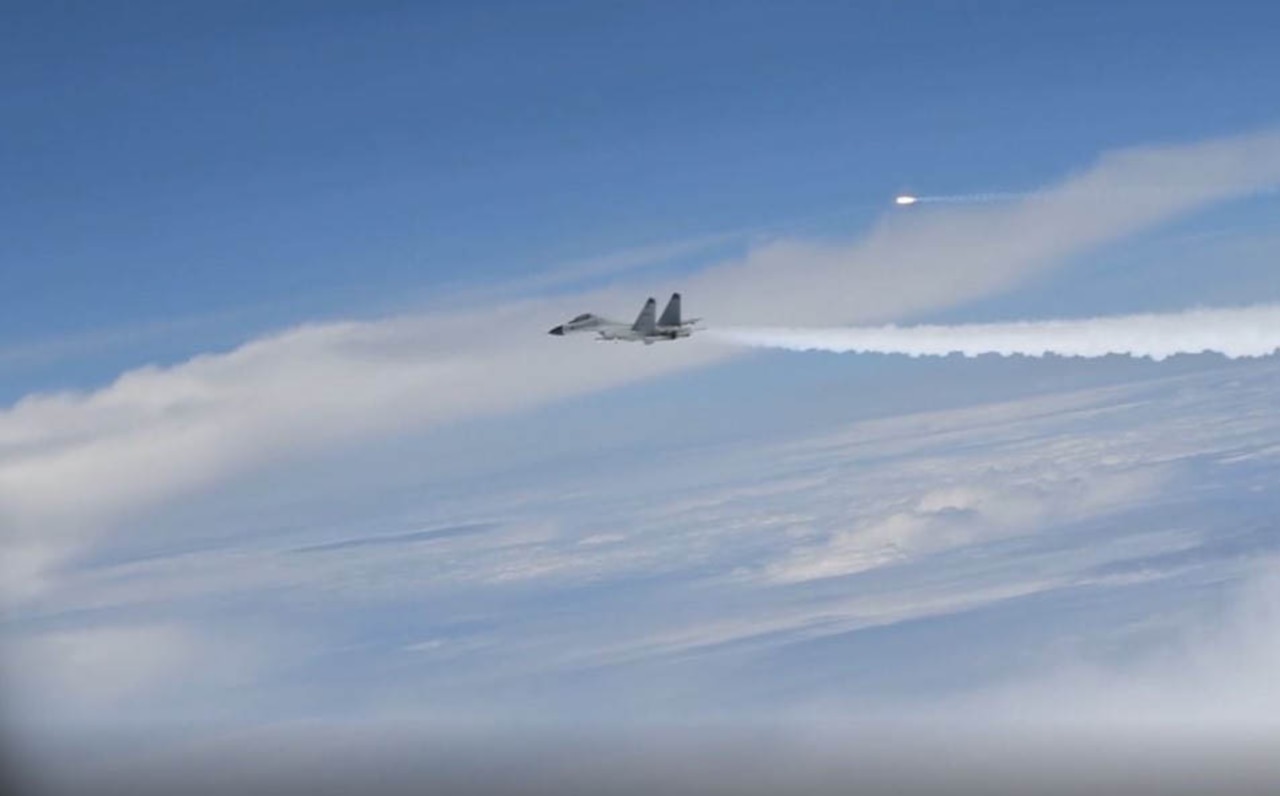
[1,622,276,726]
[945,559,1280,731]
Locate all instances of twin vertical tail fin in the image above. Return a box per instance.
[631,297,657,334]
[657,292,681,327]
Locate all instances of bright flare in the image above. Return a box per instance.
[894,195,919,206]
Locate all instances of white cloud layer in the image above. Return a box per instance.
[769,467,1172,583]
[5,128,1280,604]
[4,353,1280,770]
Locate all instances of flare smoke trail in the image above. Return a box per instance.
[712,305,1280,361]
[894,192,1026,206]
[894,185,1278,207]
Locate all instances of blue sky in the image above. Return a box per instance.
[6,3,1280,791]
[6,1,1280,366]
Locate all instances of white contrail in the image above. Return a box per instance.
[895,192,1026,206]
[711,305,1280,361]
[894,185,1279,207]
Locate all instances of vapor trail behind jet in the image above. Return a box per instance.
[894,185,1279,207]
[894,192,1027,206]
[712,305,1280,360]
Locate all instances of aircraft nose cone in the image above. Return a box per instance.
[548,325,565,336]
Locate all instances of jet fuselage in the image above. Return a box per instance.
[548,293,698,345]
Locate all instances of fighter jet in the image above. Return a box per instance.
[548,293,701,344]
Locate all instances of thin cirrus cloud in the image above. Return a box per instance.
[4,128,1280,604]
